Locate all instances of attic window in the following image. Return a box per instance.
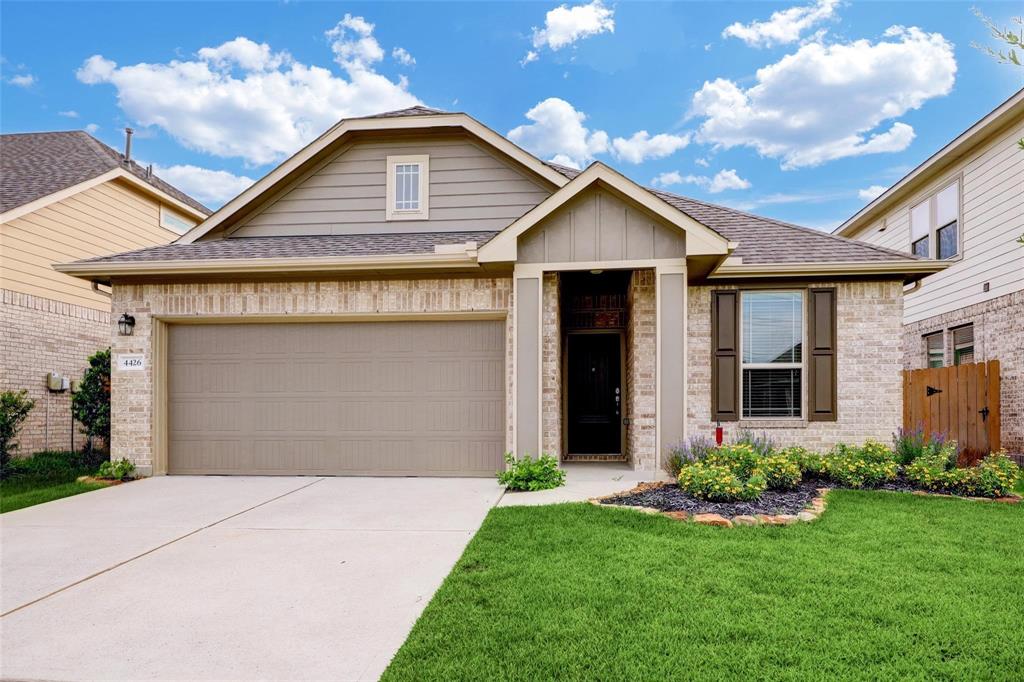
[160,206,196,234]
[386,155,429,220]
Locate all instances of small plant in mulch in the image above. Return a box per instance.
[94,458,136,482]
[821,441,899,489]
[497,453,565,491]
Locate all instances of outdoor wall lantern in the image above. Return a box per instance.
[118,313,136,336]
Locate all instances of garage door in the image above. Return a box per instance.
[167,320,505,476]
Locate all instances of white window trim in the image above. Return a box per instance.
[909,177,962,261]
[160,205,197,234]
[386,155,429,221]
[738,289,806,420]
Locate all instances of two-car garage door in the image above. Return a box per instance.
[167,320,505,477]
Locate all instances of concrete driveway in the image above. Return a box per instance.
[0,476,503,681]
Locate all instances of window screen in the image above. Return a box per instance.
[741,292,803,418]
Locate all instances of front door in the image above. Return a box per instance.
[567,333,622,454]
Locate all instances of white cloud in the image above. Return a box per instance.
[150,163,256,207]
[694,157,710,167]
[524,0,614,64]
[392,47,415,66]
[652,168,751,193]
[509,98,690,169]
[84,123,99,134]
[5,73,35,87]
[507,98,609,168]
[75,19,419,166]
[326,14,385,70]
[723,0,839,48]
[690,26,955,169]
[858,184,888,202]
[59,110,80,118]
[610,131,690,164]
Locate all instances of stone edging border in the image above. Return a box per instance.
[589,483,1022,528]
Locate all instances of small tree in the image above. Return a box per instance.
[971,7,1023,66]
[0,390,35,476]
[72,348,111,459]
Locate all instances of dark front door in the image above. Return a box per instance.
[567,333,622,454]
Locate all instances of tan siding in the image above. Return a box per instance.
[857,121,1024,324]
[0,178,178,309]
[518,187,686,263]
[229,136,552,237]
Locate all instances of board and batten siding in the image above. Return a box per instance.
[856,121,1024,325]
[517,187,686,263]
[0,178,178,310]
[228,137,553,237]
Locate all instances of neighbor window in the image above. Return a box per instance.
[953,324,974,365]
[159,206,196,234]
[925,332,944,368]
[386,155,429,220]
[909,180,960,260]
[740,291,803,419]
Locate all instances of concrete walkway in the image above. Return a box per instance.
[0,476,503,681]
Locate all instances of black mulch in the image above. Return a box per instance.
[599,480,822,518]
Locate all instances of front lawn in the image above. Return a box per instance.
[0,451,109,513]
[384,491,1023,680]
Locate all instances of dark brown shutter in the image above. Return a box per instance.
[808,287,837,422]
[711,290,739,421]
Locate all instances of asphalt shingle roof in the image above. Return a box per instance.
[0,131,211,215]
[76,231,499,264]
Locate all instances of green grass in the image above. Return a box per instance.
[384,491,1024,681]
[1,450,108,513]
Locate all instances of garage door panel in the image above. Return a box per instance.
[167,320,505,476]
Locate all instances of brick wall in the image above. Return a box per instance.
[541,273,562,458]
[903,289,1023,453]
[111,277,513,475]
[626,269,657,469]
[687,280,904,451]
[0,289,111,454]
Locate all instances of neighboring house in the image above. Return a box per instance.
[56,106,943,477]
[1,131,210,453]
[834,90,1024,453]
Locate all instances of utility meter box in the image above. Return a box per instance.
[46,372,67,392]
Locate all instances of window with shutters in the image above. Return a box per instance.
[924,332,944,368]
[386,155,429,220]
[910,180,960,260]
[952,324,974,365]
[740,291,804,419]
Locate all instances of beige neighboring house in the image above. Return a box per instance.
[835,89,1024,453]
[1,131,210,454]
[57,106,944,477]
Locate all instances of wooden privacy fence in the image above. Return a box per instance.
[903,360,1000,456]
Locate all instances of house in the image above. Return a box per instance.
[55,106,944,477]
[1,131,210,453]
[834,89,1024,453]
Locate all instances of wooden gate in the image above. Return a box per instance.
[903,360,1000,456]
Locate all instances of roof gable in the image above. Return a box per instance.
[177,110,570,244]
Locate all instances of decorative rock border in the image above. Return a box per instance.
[589,484,831,528]
[590,483,1022,528]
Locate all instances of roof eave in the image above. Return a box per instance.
[707,259,949,283]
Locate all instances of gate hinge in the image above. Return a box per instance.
[926,386,943,396]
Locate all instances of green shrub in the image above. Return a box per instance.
[4,450,88,480]
[1,390,36,477]
[823,442,898,488]
[905,453,953,491]
[497,453,565,491]
[72,349,111,457]
[780,446,825,478]
[677,462,766,502]
[755,454,802,490]
[975,452,1020,498]
[95,458,136,481]
[705,443,761,478]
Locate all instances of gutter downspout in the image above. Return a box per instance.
[91,282,112,298]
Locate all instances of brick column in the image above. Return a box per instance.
[626,269,657,470]
[540,273,562,458]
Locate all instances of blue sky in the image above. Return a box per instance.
[2,1,1021,230]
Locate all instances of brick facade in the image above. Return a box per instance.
[110,277,513,475]
[0,289,110,455]
[903,289,1023,452]
[626,269,657,470]
[540,273,562,458]
[687,280,905,452]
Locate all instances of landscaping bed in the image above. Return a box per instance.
[600,479,820,517]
